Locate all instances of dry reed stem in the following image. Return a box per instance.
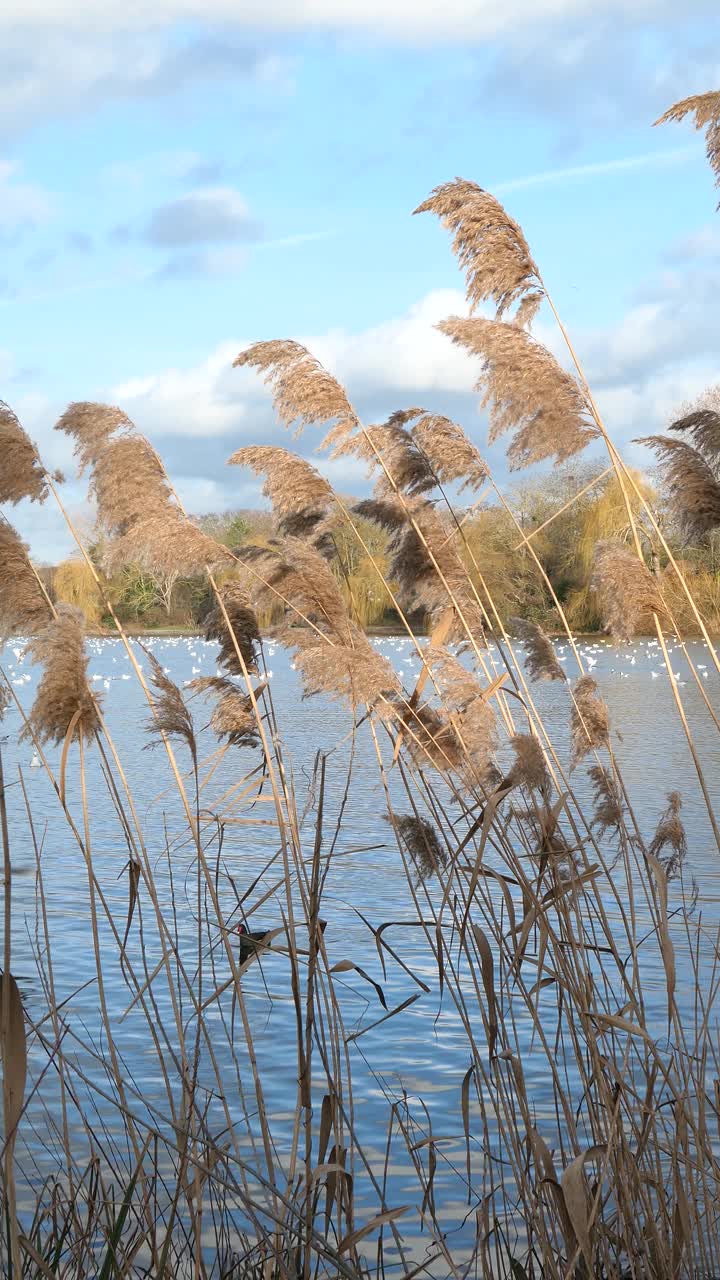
[655,91,720,205]
[0,520,54,638]
[592,541,667,641]
[234,340,359,449]
[0,401,53,504]
[22,604,101,745]
[413,178,543,323]
[438,316,597,469]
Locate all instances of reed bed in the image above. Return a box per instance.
[1,89,720,1279]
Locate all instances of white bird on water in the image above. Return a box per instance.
[30,751,41,768]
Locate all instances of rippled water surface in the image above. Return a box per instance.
[2,632,719,1268]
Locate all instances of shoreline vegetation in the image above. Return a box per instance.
[27,477,720,640]
[1,89,720,1278]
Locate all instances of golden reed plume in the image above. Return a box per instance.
[23,605,100,746]
[655,92,720,206]
[414,178,543,325]
[592,541,666,642]
[0,520,53,639]
[234,340,359,450]
[438,317,596,470]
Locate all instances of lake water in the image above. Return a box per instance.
[1,632,719,1273]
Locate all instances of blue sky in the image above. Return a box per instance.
[1,1,719,560]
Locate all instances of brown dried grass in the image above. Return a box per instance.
[333,413,436,497]
[89,435,230,576]
[0,401,50,505]
[233,340,358,449]
[22,605,100,745]
[241,539,352,642]
[636,435,720,539]
[510,617,566,682]
[0,521,54,638]
[588,764,625,837]
[55,401,134,472]
[203,581,260,676]
[413,178,543,323]
[570,674,610,769]
[669,401,720,463]
[188,676,261,749]
[505,732,550,795]
[227,446,335,538]
[648,790,688,879]
[655,91,720,204]
[438,317,596,469]
[142,648,197,765]
[411,414,488,492]
[592,541,666,641]
[284,626,400,710]
[391,813,448,884]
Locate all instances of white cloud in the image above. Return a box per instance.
[1,0,712,39]
[8,263,720,561]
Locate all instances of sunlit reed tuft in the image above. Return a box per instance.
[0,401,51,505]
[413,178,543,323]
[188,675,262,750]
[0,520,54,638]
[233,340,358,449]
[55,400,134,472]
[284,626,400,710]
[570,674,610,768]
[592,541,665,641]
[438,316,596,469]
[333,413,436,496]
[655,91,720,204]
[23,605,100,746]
[227,445,335,539]
[511,617,566,682]
[411,413,489,491]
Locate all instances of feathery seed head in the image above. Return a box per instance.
[438,316,596,470]
[0,401,50,505]
[234,340,358,448]
[413,178,543,322]
[23,605,100,746]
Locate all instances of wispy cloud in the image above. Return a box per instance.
[494,146,696,194]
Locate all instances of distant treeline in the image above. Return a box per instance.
[33,462,720,634]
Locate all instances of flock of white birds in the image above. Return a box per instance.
[0,632,712,696]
